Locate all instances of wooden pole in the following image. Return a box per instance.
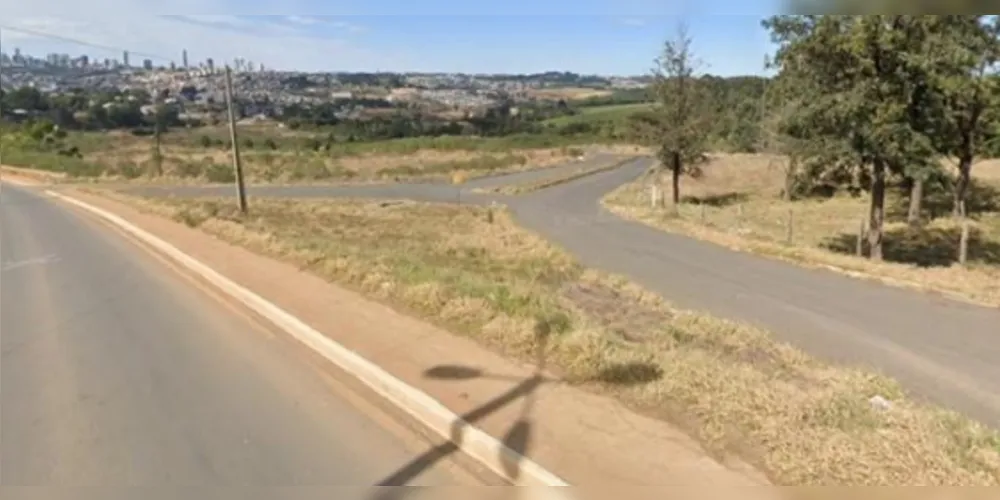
[785,208,794,245]
[224,66,248,214]
[856,217,866,257]
[152,105,163,176]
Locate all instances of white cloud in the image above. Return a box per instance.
[0,0,401,71]
[619,18,647,27]
[281,15,366,33]
[284,15,321,26]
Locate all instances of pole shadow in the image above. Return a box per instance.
[368,324,555,499]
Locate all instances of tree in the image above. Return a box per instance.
[2,86,48,111]
[764,16,940,261]
[756,74,815,201]
[924,16,1000,217]
[643,22,712,211]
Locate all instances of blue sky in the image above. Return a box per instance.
[1,0,785,76]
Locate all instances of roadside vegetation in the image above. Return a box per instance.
[604,154,1000,306]
[604,16,1000,305]
[0,123,601,184]
[95,190,1000,485]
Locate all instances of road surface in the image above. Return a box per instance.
[127,156,1000,428]
[0,183,490,492]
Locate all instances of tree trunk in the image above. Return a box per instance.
[671,151,682,212]
[953,154,972,217]
[868,159,887,261]
[783,155,797,202]
[907,176,923,227]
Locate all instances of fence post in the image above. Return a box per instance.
[856,217,866,257]
[958,217,970,265]
[785,208,794,245]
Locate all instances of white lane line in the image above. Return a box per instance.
[1,254,60,273]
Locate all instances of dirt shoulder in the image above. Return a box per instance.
[1,165,66,185]
[59,187,771,490]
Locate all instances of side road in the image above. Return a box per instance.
[50,184,774,491]
[126,157,1000,429]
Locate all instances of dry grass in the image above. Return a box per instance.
[84,144,576,185]
[526,87,615,100]
[603,153,1000,307]
[95,188,1000,486]
[10,127,602,185]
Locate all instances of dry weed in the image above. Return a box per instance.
[65,131,582,184]
[99,189,1000,486]
[525,87,615,100]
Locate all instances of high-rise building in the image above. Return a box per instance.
[182,49,188,68]
[206,57,214,73]
[143,59,153,70]
[123,50,130,67]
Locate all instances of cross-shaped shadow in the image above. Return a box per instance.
[367,321,557,499]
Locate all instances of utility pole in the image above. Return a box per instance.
[151,91,164,176]
[224,65,248,214]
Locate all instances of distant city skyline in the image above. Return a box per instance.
[1,47,265,74]
[0,6,781,76]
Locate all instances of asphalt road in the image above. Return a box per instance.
[0,183,488,492]
[125,156,1000,428]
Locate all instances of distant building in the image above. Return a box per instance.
[206,58,214,73]
[143,59,153,70]
[182,49,188,69]
[123,50,129,67]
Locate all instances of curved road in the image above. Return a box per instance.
[0,183,490,492]
[129,156,1000,429]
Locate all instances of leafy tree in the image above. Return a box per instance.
[764,15,941,260]
[757,74,816,201]
[2,86,48,111]
[641,22,712,210]
[923,16,1000,217]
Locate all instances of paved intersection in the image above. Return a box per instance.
[125,154,1000,428]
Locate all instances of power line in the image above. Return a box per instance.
[0,25,173,62]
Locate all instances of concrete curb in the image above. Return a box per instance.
[42,188,575,494]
